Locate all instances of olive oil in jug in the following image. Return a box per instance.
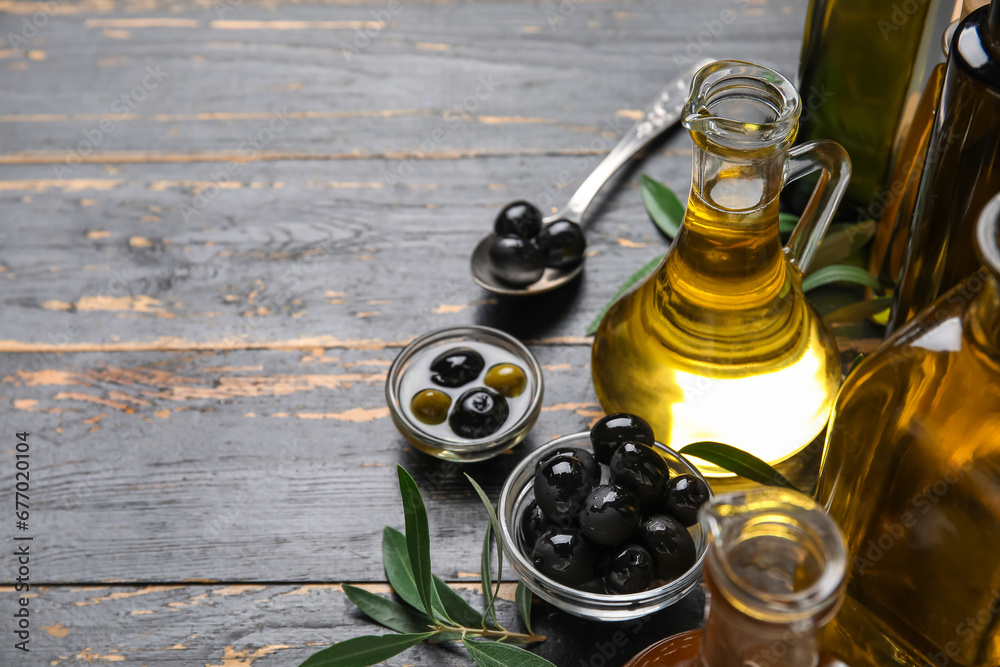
[592,61,850,475]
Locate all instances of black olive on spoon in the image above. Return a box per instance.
[469,58,713,296]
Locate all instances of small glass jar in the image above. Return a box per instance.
[497,432,711,621]
[386,326,543,462]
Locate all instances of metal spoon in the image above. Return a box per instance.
[471,58,713,296]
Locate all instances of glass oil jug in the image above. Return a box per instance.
[591,61,851,475]
[624,488,849,667]
[816,193,1000,667]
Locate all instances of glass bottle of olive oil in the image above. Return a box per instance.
[625,489,849,667]
[591,61,850,476]
[870,3,989,305]
[889,0,1000,331]
[816,193,1000,667]
[791,0,960,213]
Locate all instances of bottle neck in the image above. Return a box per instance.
[970,192,1000,356]
[969,269,1000,356]
[700,568,825,667]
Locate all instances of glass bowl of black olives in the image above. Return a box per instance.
[386,326,544,462]
[497,425,712,621]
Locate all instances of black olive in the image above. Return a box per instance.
[494,200,543,239]
[637,514,696,582]
[448,387,509,438]
[532,529,596,587]
[576,578,608,594]
[605,544,656,594]
[429,347,485,388]
[519,500,552,551]
[534,456,596,528]
[610,442,671,508]
[536,447,600,486]
[579,484,641,546]
[488,235,545,287]
[536,220,586,269]
[590,413,656,464]
[664,474,711,527]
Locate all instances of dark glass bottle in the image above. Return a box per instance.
[793,0,958,213]
[889,0,1000,330]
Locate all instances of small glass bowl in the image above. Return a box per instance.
[386,326,544,462]
[498,432,712,621]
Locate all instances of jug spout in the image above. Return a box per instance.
[682,60,801,157]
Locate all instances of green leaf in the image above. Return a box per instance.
[397,466,435,620]
[679,442,802,492]
[585,253,665,336]
[802,264,881,293]
[481,520,499,628]
[466,475,506,626]
[342,584,435,635]
[515,582,533,635]
[465,476,503,560]
[381,526,423,612]
[778,212,799,235]
[298,632,436,667]
[823,296,894,323]
[432,576,483,630]
[809,221,877,271]
[383,527,451,622]
[463,638,557,667]
[640,173,685,238]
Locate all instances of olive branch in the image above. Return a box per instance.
[298,466,552,667]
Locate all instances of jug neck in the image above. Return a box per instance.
[698,489,847,667]
[680,60,800,216]
[661,61,802,319]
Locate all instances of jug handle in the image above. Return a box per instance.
[782,140,852,273]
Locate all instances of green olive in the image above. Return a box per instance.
[484,363,527,398]
[410,389,452,425]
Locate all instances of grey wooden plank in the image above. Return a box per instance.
[0,345,606,583]
[0,338,868,584]
[0,582,705,666]
[0,153,872,348]
[0,154,688,347]
[0,0,807,122]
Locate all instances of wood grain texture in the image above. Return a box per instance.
[0,345,605,583]
[0,0,856,664]
[0,339,868,584]
[0,582,705,666]
[0,0,815,350]
[0,154,873,349]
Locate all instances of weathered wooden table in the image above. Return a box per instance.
[0,1,869,664]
